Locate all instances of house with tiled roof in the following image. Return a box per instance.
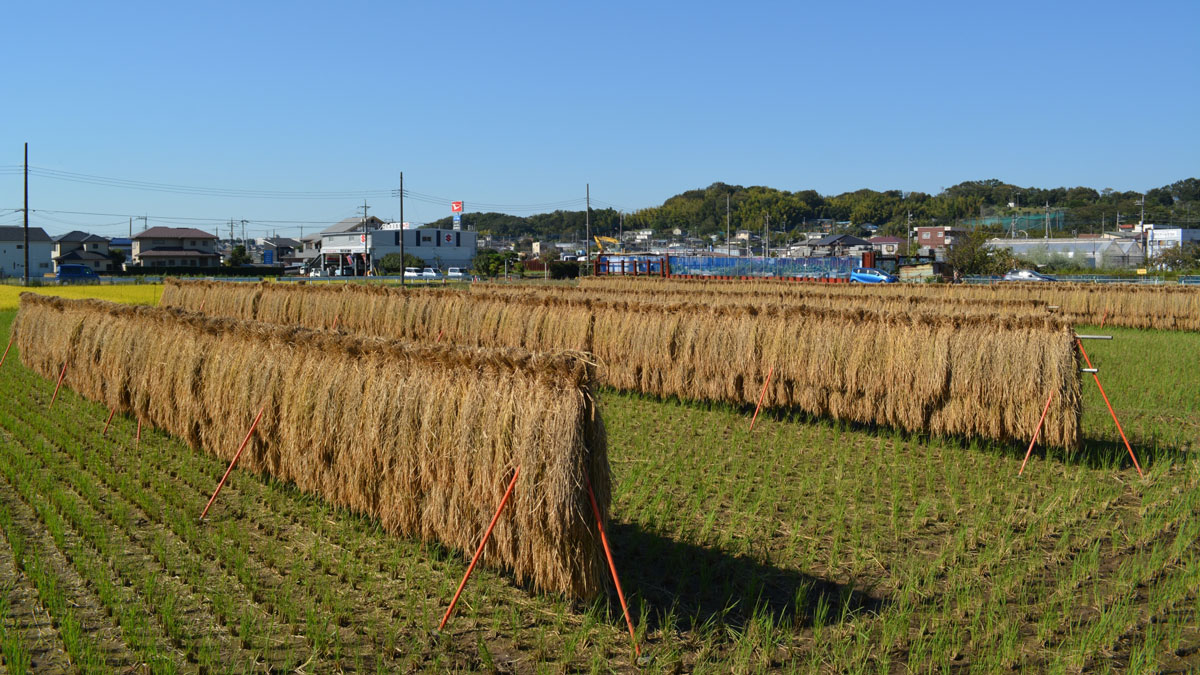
[52,231,113,273]
[131,227,220,269]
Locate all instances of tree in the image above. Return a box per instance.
[1152,243,1200,272]
[472,249,519,277]
[378,252,425,273]
[226,245,251,267]
[107,248,126,270]
[945,230,1012,275]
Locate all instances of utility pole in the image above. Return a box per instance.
[23,143,29,285]
[359,200,370,277]
[584,184,590,274]
[403,171,408,284]
[1045,202,1050,240]
[229,220,234,245]
[726,195,731,256]
[129,217,132,239]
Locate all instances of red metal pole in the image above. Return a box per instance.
[1076,339,1143,477]
[749,365,775,431]
[136,418,142,448]
[49,361,68,408]
[1018,390,1055,476]
[435,329,444,343]
[101,408,117,436]
[200,404,267,520]
[1099,307,1109,328]
[439,467,521,631]
[331,314,340,331]
[0,332,14,367]
[587,479,641,658]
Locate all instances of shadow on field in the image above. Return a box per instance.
[604,522,885,632]
[746,403,1190,472]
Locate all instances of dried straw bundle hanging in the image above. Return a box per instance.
[15,294,610,598]
[162,280,1082,446]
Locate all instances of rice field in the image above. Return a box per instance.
[0,281,1197,672]
[0,283,164,311]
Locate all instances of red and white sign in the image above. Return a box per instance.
[450,201,463,213]
[445,233,453,243]
[360,234,366,242]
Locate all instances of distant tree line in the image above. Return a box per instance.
[422,178,1200,242]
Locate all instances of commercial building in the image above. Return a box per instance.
[313,224,478,274]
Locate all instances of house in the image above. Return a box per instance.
[915,226,968,250]
[868,236,905,256]
[802,234,872,257]
[0,226,53,279]
[108,237,133,258]
[52,231,112,273]
[321,215,385,236]
[257,236,301,264]
[131,227,220,268]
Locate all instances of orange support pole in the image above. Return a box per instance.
[49,361,68,408]
[439,467,521,631]
[136,418,142,447]
[331,314,340,331]
[587,479,641,658]
[101,408,117,436]
[0,332,14,367]
[1018,391,1055,476]
[201,404,267,520]
[1076,338,1143,477]
[749,365,775,431]
[1099,307,1108,328]
[435,329,444,343]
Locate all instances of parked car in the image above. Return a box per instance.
[850,267,898,283]
[420,267,442,279]
[1002,269,1057,282]
[403,267,420,278]
[55,264,100,284]
[446,267,467,279]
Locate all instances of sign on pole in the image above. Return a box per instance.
[451,201,463,213]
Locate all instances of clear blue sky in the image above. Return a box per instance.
[2,0,1196,239]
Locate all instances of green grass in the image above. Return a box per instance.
[0,307,1196,672]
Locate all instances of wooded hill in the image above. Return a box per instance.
[425,178,1200,242]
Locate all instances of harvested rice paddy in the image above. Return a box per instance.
[0,282,1197,672]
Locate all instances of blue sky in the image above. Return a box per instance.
[2,0,1196,239]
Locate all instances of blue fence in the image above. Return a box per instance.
[598,255,859,278]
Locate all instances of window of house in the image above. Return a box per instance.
[189,259,197,266]
[189,240,196,247]
[39,263,48,269]
[15,245,22,250]
[922,232,930,239]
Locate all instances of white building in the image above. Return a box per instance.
[0,226,53,279]
[316,227,478,273]
[1145,227,1200,259]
